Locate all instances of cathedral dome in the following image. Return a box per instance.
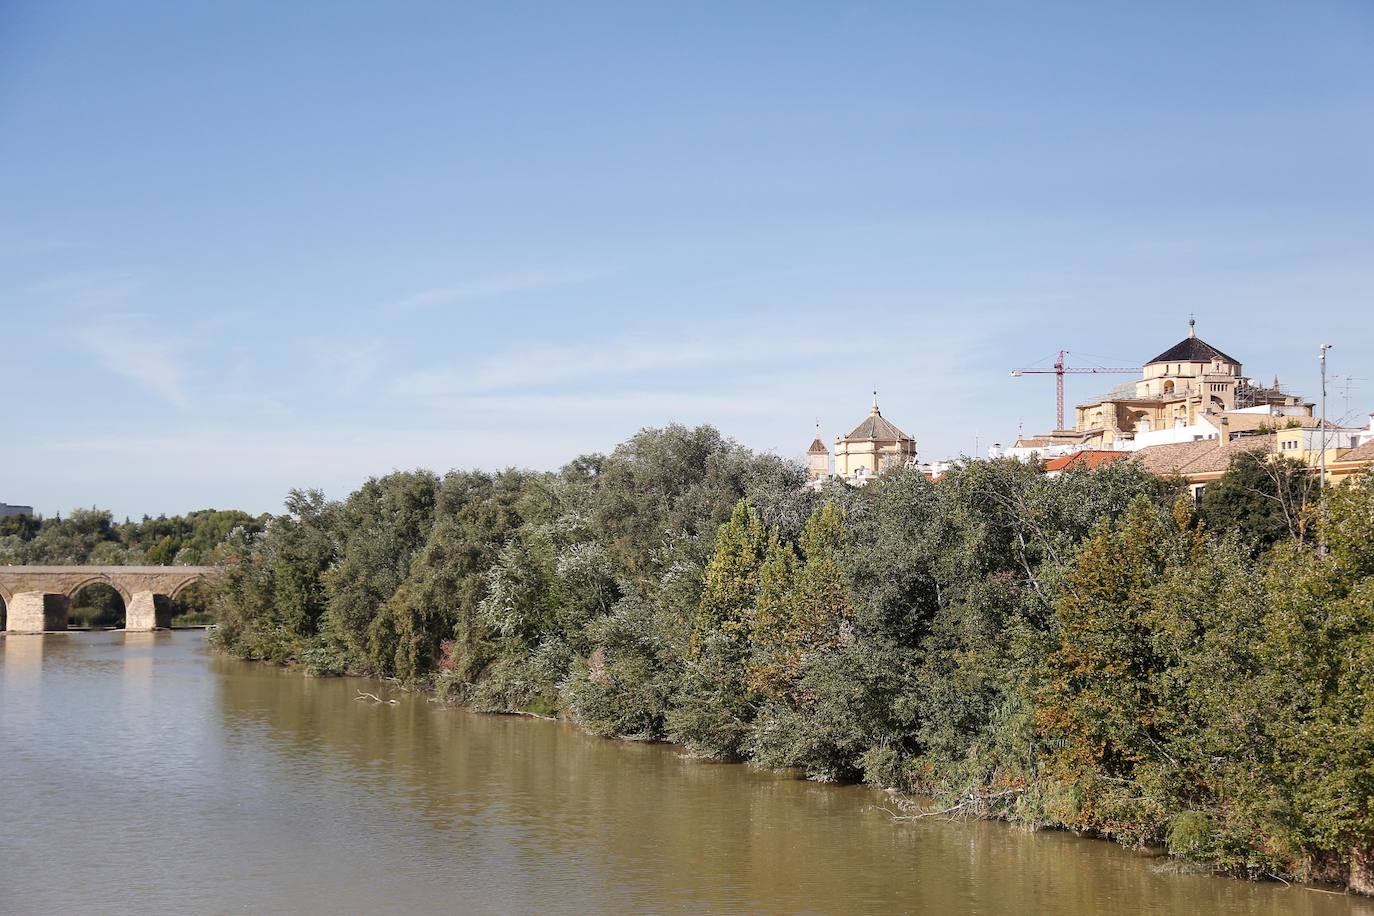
[843,395,913,442]
[1145,320,1238,366]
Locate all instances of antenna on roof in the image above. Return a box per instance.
[1337,375,1366,421]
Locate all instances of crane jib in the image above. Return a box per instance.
[1010,352,1141,431]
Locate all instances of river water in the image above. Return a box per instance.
[2,631,1370,916]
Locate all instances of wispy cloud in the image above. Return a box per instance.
[0,238,81,259]
[382,267,604,312]
[73,316,191,409]
[26,269,143,310]
[390,334,862,399]
[398,390,786,418]
[305,336,384,393]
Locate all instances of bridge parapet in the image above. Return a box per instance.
[0,566,222,633]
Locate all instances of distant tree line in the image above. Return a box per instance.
[0,507,265,567]
[194,424,1369,893]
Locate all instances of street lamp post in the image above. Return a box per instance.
[1320,344,1333,556]
[1320,344,1333,488]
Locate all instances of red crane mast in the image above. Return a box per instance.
[1011,351,1140,431]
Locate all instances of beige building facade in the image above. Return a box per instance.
[806,394,918,487]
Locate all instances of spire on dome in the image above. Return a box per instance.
[871,389,880,415]
[1188,315,1197,338]
[807,418,828,455]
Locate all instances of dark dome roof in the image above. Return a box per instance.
[844,410,912,442]
[808,437,828,454]
[1146,335,1238,366]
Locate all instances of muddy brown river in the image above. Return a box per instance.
[2,631,1371,915]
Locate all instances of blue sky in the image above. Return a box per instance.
[3,1,1372,519]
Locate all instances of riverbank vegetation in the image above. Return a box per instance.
[204,424,1374,895]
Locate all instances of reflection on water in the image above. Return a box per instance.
[3,632,46,675]
[1,632,1371,916]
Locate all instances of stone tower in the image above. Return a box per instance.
[807,421,830,483]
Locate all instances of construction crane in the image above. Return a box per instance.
[1011,351,1140,431]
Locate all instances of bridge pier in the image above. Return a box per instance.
[6,592,70,633]
[126,592,173,631]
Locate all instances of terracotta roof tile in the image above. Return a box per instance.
[1185,435,1275,474]
[1132,440,1219,475]
[1334,439,1374,464]
[1043,451,1129,472]
[1132,435,1275,477]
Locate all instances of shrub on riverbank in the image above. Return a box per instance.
[205,423,1374,894]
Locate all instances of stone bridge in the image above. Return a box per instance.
[0,566,222,633]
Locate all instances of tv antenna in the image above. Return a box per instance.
[1336,374,1366,423]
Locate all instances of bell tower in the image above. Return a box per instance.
[807,420,830,482]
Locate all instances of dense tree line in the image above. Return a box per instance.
[0,507,265,566]
[206,424,1374,894]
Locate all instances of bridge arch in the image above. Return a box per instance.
[167,572,212,601]
[69,580,128,630]
[62,573,133,607]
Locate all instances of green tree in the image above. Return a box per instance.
[748,503,881,781]
[1036,497,1181,843]
[1258,472,1374,891]
[318,471,439,670]
[1199,450,1315,550]
[211,489,337,665]
[669,498,772,757]
[28,508,120,563]
[690,499,771,651]
[565,595,683,740]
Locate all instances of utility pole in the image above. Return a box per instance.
[1319,344,1333,556]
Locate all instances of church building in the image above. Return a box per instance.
[1071,320,1309,448]
[1011,320,1313,454]
[807,393,918,487]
